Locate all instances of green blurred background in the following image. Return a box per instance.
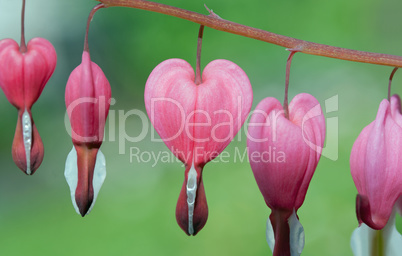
[0,0,401,255]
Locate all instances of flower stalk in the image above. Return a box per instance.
[84,3,105,52]
[195,25,204,85]
[388,67,398,101]
[283,50,298,119]
[19,0,27,53]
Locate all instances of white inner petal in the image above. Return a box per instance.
[266,216,275,252]
[288,211,305,255]
[22,109,32,175]
[351,210,402,256]
[64,147,107,216]
[186,162,197,235]
[351,223,376,256]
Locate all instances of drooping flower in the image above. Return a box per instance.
[350,95,402,255]
[247,93,325,255]
[0,37,57,175]
[64,50,111,216]
[144,58,253,235]
[350,95,402,230]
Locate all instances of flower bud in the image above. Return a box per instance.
[65,51,111,216]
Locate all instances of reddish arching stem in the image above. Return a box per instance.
[388,67,398,101]
[195,25,204,85]
[19,0,27,53]
[84,3,106,53]
[283,50,298,119]
[98,0,402,68]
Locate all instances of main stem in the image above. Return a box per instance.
[98,0,402,68]
[20,0,27,53]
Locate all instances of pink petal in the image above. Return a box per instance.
[0,39,24,108]
[194,59,253,165]
[144,59,196,164]
[65,51,111,216]
[351,99,402,229]
[144,58,252,166]
[248,94,325,211]
[65,51,111,145]
[0,38,56,109]
[24,38,57,107]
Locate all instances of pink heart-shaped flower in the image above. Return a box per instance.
[0,38,56,109]
[145,58,253,235]
[351,95,402,230]
[0,37,56,175]
[247,93,325,211]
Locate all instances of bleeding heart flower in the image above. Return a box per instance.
[144,58,253,235]
[350,95,402,230]
[65,51,111,216]
[247,93,325,255]
[0,38,57,175]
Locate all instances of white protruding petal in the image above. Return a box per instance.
[22,109,32,175]
[186,162,197,235]
[351,224,377,256]
[289,211,305,256]
[351,211,402,256]
[65,147,79,214]
[64,147,107,215]
[383,213,402,255]
[266,216,275,252]
[266,211,305,256]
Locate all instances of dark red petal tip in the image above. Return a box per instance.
[74,146,98,216]
[356,194,386,230]
[176,176,208,236]
[11,110,44,175]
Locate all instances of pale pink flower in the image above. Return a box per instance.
[350,95,402,230]
[145,58,252,235]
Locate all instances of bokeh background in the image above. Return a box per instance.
[0,0,402,255]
